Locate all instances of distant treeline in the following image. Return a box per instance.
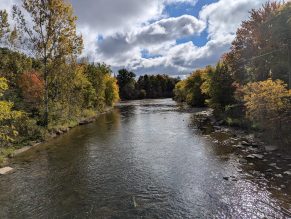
[117,69,180,100]
[174,1,291,148]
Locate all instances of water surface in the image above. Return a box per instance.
[0,99,290,218]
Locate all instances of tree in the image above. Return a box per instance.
[201,62,236,114]
[117,69,136,100]
[0,77,22,145]
[0,10,9,43]
[104,75,119,106]
[184,69,207,107]
[18,71,44,107]
[174,80,187,103]
[240,79,291,145]
[267,2,291,88]
[136,74,178,99]
[13,0,83,126]
[225,2,282,84]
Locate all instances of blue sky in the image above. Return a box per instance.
[165,0,217,47]
[1,0,270,76]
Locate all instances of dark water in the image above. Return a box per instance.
[0,99,290,218]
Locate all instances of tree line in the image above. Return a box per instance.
[0,0,119,156]
[117,69,179,100]
[174,1,291,147]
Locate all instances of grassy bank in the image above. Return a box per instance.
[0,107,113,166]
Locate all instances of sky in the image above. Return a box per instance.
[0,0,273,76]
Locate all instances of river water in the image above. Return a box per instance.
[0,99,290,218]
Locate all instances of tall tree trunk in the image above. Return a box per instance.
[44,58,49,127]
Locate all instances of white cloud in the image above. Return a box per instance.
[70,0,197,35]
[199,0,270,39]
[0,0,272,75]
[92,0,271,75]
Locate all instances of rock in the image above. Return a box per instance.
[275,174,283,178]
[283,171,291,176]
[0,167,13,175]
[252,171,260,176]
[266,169,273,172]
[223,176,229,181]
[265,145,278,152]
[216,120,224,126]
[13,146,31,157]
[239,158,248,164]
[61,128,70,133]
[246,154,264,160]
[280,185,286,189]
[234,145,244,149]
[246,155,256,159]
[248,163,254,166]
[253,154,264,159]
[55,130,63,135]
[269,163,277,167]
[241,141,251,146]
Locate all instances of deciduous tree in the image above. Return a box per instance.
[13,0,83,126]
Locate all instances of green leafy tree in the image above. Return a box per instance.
[117,69,137,100]
[184,69,207,107]
[13,0,83,126]
[0,77,22,146]
[201,62,236,114]
[0,10,9,43]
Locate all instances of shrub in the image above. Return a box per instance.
[0,77,23,146]
[241,79,291,146]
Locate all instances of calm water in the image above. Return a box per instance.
[0,99,290,218]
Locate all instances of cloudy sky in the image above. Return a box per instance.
[1,0,272,76]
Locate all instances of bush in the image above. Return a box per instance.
[0,77,23,146]
[241,79,291,146]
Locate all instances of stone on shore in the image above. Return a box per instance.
[0,167,13,175]
[264,145,278,152]
[13,146,31,157]
[246,154,264,160]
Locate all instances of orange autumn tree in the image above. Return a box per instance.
[19,71,44,107]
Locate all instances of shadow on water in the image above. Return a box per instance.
[0,99,290,218]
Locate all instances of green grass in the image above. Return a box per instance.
[0,147,15,166]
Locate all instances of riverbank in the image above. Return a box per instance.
[191,109,291,192]
[0,106,113,167]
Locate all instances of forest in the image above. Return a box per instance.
[117,69,179,100]
[0,0,120,161]
[174,1,291,148]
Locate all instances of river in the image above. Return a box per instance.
[0,99,290,218]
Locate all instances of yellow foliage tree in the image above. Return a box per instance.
[104,75,120,107]
[241,79,291,145]
[0,77,22,145]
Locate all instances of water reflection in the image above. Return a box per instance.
[0,99,290,218]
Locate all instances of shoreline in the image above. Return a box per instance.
[0,106,114,168]
[191,109,291,182]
